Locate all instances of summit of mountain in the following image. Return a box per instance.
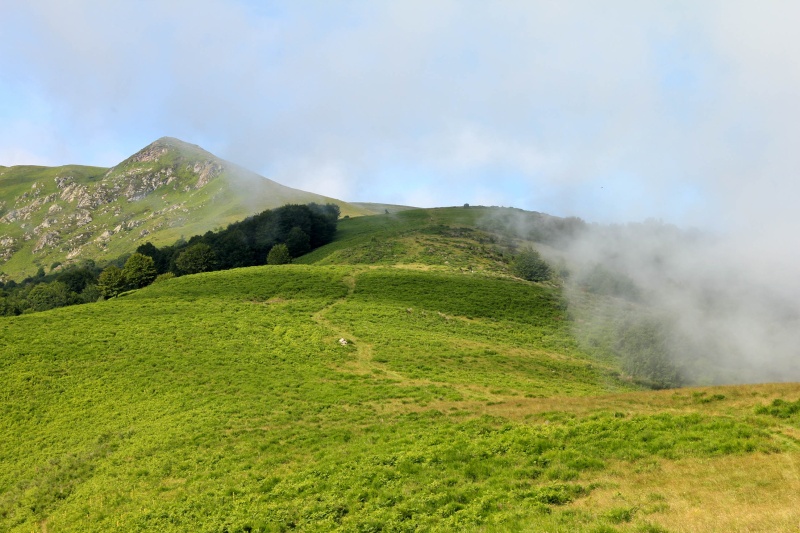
[0,138,370,280]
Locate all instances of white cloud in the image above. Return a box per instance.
[1,0,800,233]
[273,158,356,200]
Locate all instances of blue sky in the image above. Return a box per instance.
[2,1,799,232]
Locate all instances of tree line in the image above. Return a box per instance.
[0,203,340,315]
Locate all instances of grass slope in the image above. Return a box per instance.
[2,262,799,532]
[349,203,419,215]
[0,138,370,280]
[297,207,520,274]
[2,207,799,531]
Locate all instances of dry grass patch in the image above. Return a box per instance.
[575,451,800,532]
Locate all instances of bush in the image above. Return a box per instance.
[580,264,640,301]
[97,266,127,298]
[286,226,311,257]
[154,272,176,284]
[27,282,72,312]
[755,398,800,418]
[79,284,101,303]
[267,244,292,265]
[176,243,217,274]
[123,253,157,289]
[512,248,551,282]
[57,267,97,293]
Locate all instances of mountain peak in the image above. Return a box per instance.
[121,137,217,166]
[0,138,370,279]
[152,136,210,154]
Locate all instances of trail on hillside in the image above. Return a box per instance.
[311,268,429,384]
[310,267,518,405]
[309,266,590,411]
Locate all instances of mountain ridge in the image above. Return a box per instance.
[0,138,371,280]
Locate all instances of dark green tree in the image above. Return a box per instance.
[98,265,127,298]
[79,284,101,303]
[175,243,217,274]
[27,282,72,312]
[285,226,311,257]
[136,242,171,273]
[212,229,254,269]
[266,243,291,265]
[512,247,551,282]
[0,295,19,316]
[123,253,157,289]
[58,267,98,293]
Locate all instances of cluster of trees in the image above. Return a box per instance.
[0,253,167,315]
[0,203,340,316]
[0,261,102,315]
[133,203,339,276]
[96,253,160,298]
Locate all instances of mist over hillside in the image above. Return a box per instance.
[481,208,800,386]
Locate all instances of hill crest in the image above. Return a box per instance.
[0,138,369,280]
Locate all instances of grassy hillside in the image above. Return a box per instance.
[0,138,370,280]
[2,268,799,531]
[297,206,520,273]
[2,207,799,531]
[349,202,418,215]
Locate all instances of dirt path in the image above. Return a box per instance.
[310,268,513,405]
[311,268,414,382]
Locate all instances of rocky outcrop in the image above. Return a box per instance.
[33,217,59,235]
[58,180,87,203]
[0,235,15,261]
[190,161,223,189]
[33,231,60,253]
[126,143,170,164]
[72,210,92,227]
[15,182,45,204]
[1,193,57,223]
[57,177,115,209]
[121,167,177,201]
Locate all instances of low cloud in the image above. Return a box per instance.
[2,2,800,227]
[489,207,800,386]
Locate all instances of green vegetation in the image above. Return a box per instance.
[0,203,339,315]
[1,206,799,531]
[755,398,800,418]
[578,264,640,301]
[138,203,340,274]
[512,247,552,282]
[0,138,370,281]
[122,253,157,289]
[297,207,517,273]
[266,243,292,265]
[175,242,218,274]
[97,265,126,298]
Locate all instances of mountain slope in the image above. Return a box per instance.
[0,137,370,280]
[1,263,798,532]
[1,208,799,531]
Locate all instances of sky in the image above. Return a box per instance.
[2,1,800,232]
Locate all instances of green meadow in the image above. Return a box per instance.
[1,208,799,532]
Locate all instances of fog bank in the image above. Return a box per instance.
[483,209,800,386]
